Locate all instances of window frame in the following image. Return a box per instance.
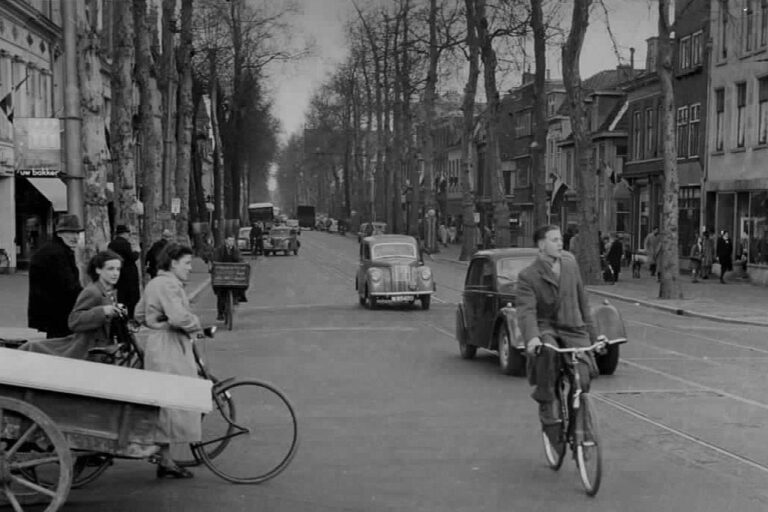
[736,82,747,148]
[691,31,703,66]
[679,35,692,70]
[689,103,701,157]
[715,88,725,152]
[645,108,655,157]
[758,76,768,145]
[676,106,690,158]
[632,110,642,160]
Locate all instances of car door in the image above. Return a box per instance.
[463,258,496,348]
[357,242,369,292]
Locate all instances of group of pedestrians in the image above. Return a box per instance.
[23,214,203,479]
[645,226,735,284]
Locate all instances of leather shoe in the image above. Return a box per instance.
[157,463,193,479]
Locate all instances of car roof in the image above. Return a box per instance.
[472,248,539,261]
[364,234,416,244]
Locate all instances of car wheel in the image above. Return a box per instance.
[294,249,298,255]
[498,326,525,376]
[456,310,476,360]
[420,295,431,310]
[366,287,377,310]
[596,344,620,375]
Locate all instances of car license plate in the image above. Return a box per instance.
[391,295,413,303]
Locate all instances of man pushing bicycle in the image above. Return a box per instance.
[517,225,602,441]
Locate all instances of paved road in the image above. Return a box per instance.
[62,231,768,511]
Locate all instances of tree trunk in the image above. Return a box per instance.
[459,0,480,261]
[421,0,439,251]
[111,0,137,240]
[209,54,226,245]
[657,0,682,299]
[476,0,511,248]
[160,0,178,233]
[77,1,111,260]
[175,0,193,245]
[562,0,600,283]
[135,0,164,255]
[531,0,548,230]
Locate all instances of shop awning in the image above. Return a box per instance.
[27,177,67,212]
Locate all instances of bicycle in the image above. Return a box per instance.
[0,248,10,274]
[537,336,627,496]
[88,318,299,484]
[211,262,251,331]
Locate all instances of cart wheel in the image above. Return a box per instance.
[225,290,234,331]
[0,396,73,511]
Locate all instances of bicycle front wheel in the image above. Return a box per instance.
[199,379,298,484]
[574,394,602,496]
[225,290,234,331]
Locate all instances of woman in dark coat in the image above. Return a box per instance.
[716,230,733,283]
[108,225,141,318]
[21,251,126,358]
[28,215,84,338]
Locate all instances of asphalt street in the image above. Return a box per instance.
[60,231,768,511]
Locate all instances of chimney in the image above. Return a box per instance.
[645,37,659,72]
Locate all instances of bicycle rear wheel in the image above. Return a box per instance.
[574,394,602,496]
[176,379,236,468]
[199,379,298,484]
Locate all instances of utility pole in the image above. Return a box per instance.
[62,0,83,220]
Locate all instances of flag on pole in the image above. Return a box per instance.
[0,73,29,124]
[549,176,569,215]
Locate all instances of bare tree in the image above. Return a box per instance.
[530,0,548,229]
[175,0,194,245]
[562,0,600,283]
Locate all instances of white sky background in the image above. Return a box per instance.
[267,0,659,190]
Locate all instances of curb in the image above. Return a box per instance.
[587,287,768,328]
[188,275,211,302]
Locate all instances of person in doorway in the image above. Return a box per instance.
[28,214,84,338]
[701,230,715,279]
[212,235,246,321]
[689,236,703,283]
[108,225,141,319]
[716,230,733,283]
[146,229,175,279]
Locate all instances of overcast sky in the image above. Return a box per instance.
[268,0,659,143]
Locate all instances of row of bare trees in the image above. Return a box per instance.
[276,0,682,294]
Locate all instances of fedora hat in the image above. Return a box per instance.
[115,224,130,235]
[55,214,84,233]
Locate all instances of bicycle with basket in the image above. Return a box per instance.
[211,262,251,331]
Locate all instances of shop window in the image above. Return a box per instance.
[759,77,768,145]
[748,190,768,263]
[689,104,701,157]
[715,88,725,151]
[736,82,747,148]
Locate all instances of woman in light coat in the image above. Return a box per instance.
[134,243,201,479]
[20,250,125,358]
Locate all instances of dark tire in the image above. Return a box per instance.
[225,290,234,331]
[498,326,525,376]
[0,397,73,510]
[456,310,476,359]
[198,379,298,484]
[358,291,366,307]
[366,287,377,310]
[575,395,602,496]
[178,379,237,468]
[596,343,620,375]
[420,295,431,310]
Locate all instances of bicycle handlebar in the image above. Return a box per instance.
[536,337,627,355]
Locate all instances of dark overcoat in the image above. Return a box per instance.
[145,239,169,279]
[28,236,82,337]
[716,236,733,272]
[108,236,141,317]
[21,281,115,359]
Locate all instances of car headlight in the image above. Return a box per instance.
[420,267,432,280]
[370,268,383,282]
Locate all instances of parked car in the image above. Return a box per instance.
[237,226,252,252]
[263,226,300,256]
[455,248,627,376]
[286,219,300,229]
[356,235,435,310]
[357,222,388,243]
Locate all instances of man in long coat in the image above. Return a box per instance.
[517,225,599,440]
[28,214,84,338]
[108,225,141,318]
[212,235,245,320]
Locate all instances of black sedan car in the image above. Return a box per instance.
[455,248,626,377]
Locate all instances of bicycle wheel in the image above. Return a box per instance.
[541,393,567,471]
[574,394,602,496]
[176,381,237,468]
[198,379,298,484]
[225,290,234,331]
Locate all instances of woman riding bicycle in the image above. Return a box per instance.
[134,243,202,479]
[516,225,601,442]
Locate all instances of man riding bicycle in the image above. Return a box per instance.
[517,225,602,440]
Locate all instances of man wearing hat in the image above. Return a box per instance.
[108,225,141,319]
[145,229,175,279]
[28,214,84,338]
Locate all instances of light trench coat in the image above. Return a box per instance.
[134,271,202,444]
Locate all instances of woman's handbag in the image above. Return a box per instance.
[711,262,722,275]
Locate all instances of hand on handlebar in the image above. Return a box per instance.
[526,337,542,356]
[594,334,608,355]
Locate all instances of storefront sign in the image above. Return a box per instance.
[14,118,62,172]
[15,169,60,178]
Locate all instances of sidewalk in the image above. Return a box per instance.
[0,257,212,340]
[430,242,768,327]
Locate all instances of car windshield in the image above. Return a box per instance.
[238,228,251,238]
[271,228,291,237]
[496,258,531,283]
[371,243,417,259]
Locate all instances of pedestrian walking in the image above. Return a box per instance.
[689,236,703,283]
[108,225,140,319]
[146,229,174,279]
[212,235,247,320]
[134,243,201,479]
[605,234,623,283]
[250,221,263,256]
[643,227,660,276]
[716,230,733,283]
[701,230,715,279]
[27,214,84,339]
[21,250,126,359]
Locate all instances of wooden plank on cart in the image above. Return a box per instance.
[0,347,211,413]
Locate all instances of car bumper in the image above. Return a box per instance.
[370,291,433,297]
